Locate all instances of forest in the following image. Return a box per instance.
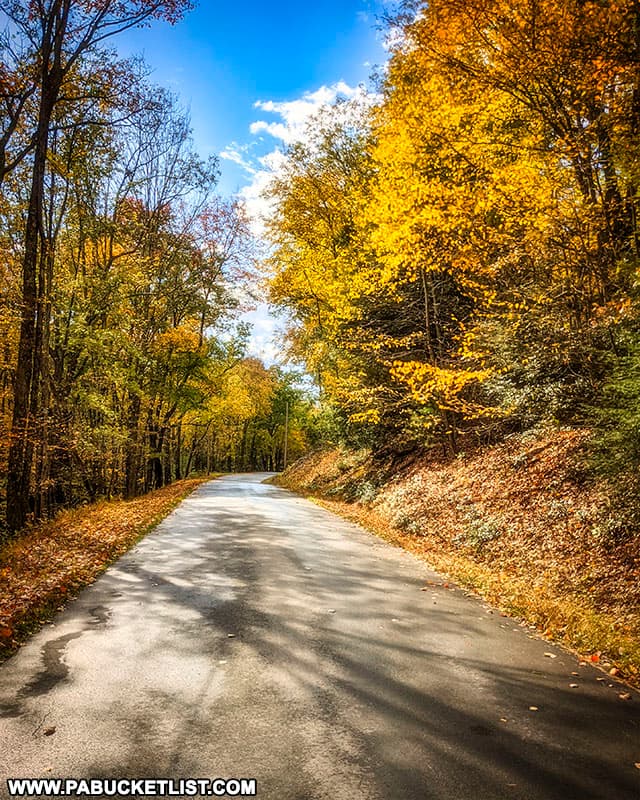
[0,0,312,537]
[1,0,640,544]
[1,3,639,782]
[267,0,640,527]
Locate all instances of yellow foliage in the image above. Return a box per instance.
[153,326,201,356]
[264,0,640,442]
[391,360,492,418]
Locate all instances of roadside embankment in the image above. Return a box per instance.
[275,431,640,686]
[0,475,216,659]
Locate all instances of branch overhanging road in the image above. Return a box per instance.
[0,474,638,799]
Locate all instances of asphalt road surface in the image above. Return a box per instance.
[1,474,638,800]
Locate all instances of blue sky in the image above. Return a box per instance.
[117,1,389,362]
[118,0,388,195]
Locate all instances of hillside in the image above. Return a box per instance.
[276,429,640,686]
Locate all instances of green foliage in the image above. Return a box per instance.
[590,336,640,474]
[586,332,640,541]
[0,51,262,522]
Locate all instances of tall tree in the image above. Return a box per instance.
[266,0,640,452]
[2,0,193,531]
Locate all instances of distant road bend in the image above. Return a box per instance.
[0,474,638,799]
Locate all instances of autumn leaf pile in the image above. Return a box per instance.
[0,477,209,658]
[278,432,640,685]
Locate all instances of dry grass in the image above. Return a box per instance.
[0,475,215,659]
[277,432,640,685]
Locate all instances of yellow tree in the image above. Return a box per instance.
[403,0,639,300]
[266,101,398,432]
[367,0,640,432]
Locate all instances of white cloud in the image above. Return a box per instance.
[224,80,377,362]
[238,164,278,236]
[242,303,281,365]
[251,81,360,144]
[219,142,258,175]
[236,81,378,234]
[249,120,292,144]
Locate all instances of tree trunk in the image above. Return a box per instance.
[175,422,182,480]
[124,394,142,499]
[6,78,58,532]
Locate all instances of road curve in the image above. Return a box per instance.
[0,474,638,799]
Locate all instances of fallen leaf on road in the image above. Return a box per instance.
[529,706,539,711]
[619,693,631,700]
[544,652,557,659]
[590,653,600,663]
[569,684,579,688]
[43,727,56,736]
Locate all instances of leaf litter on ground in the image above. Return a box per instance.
[0,476,213,659]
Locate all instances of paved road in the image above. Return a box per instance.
[0,474,638,799]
